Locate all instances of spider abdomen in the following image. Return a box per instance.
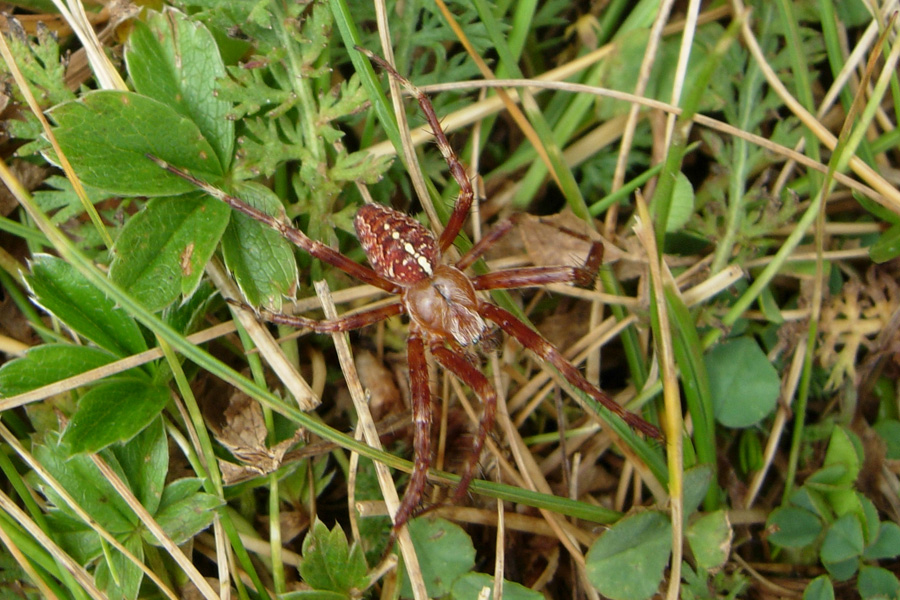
[354,203,440,286]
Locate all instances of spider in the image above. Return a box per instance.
[150,52,661,530]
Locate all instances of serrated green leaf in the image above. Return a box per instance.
[94,532,144,600]
[48,90,223,196]
[400,517,475,599]
[767,507,822,548]
[111,419,167,515]
[44,511,103,563]
[109,194,230,311]
[299,520,368,594]
[822,426,862,488]
[451,573,543,600]
[220,182,298,311]
[126,8,233,167]
[32,438,137,533]
[686,511,732,570]
[149,488,222,546]
[585,511,672,600]
[864,522,900,561]
[158,478,203,510]
[665,171,694,232]
[0,344,118,396]
[706,337,780,428]
[27,255,148,357]
[61,380,169,454]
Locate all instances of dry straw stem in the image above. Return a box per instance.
[608,0,678,234]
[364,5,731,158]
[370,0,440,237]
[432,0,564,193]
[91,455,221,600]
[312,280,428,600]
[487,354,591,569]
[634,193,684,600]
[207,259,319,410]
[411,77,891,214]
[0,422,179,600]
[0,490,105,598]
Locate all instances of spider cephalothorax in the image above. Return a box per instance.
[150,51,661,531]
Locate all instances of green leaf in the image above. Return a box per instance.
[298,520,368,594]
[44,511,103,563]
[823,557,859,583]
[221,181,298,311]
[94,532,144,600]
[706,337,780,428]
[803,575,835,600]
[873,420,900,459]
[864,522,900,561]
[788,486,832,521]
[32,438,137,533]
[585,511,672,600]
[0,344,117,395]
[821,514,864,578]
[125,8,233,168]
[686,511,732,570]
[821,426,862,488]
[47,90,223,196]
[451,573,543,600]
[767,507,822,548]
[109,194,230,311]
[682,465,714,522]
[280,592,346,600]
[111,419,167,515]
[857,566,900,600]
[158,478,203,508]
[399,517,476,599]
[150,484,222,546]
[27,255,148,357]
[869,223,900,263]
[61,380,170,454]
[665,171,695,232]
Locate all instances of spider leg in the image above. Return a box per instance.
[455,215,520,271]
[477,302,662,440]
[360,52,474,253]
[147,155,398,294]
[457,214,604,283]
[393,331,432,530]
[228,299,404,333]
[428,341,497,505]
[472,265,600,291]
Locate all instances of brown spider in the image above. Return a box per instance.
[150,53,661,530]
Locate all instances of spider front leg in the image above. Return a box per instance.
[478,302,662,440]
[458,214,604,289]
[229,299,405,334]
[147,155,398,294]
[361,51,474,253]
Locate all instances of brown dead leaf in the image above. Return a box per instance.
[518,209,609,269]
[211,392,303,484]
[355,350,401,421]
